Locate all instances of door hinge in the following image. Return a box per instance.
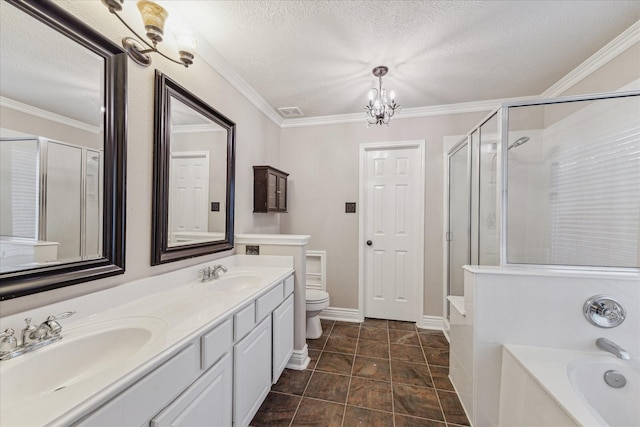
[445,231,453,241]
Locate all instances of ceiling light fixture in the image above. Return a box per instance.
[365,66,399,126]
[101,0,197,67]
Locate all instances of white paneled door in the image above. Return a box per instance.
[169,152,209,235]
[360,141,425,322]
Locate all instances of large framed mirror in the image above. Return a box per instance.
[0,0,127,300]
[152,71,235,264]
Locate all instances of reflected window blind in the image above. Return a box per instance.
[10,144,39,239]
[549,118,640,267]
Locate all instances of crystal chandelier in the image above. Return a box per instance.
[365,66,400,126]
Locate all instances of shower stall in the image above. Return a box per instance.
[0,136,103,271]
[445,90,640,315]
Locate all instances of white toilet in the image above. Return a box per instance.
[305,289,330,339]
[305,251,330,339]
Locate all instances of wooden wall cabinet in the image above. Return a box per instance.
[253,166,288,213]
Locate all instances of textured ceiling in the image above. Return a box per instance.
[1,1,639,129]
[172,0,640,119]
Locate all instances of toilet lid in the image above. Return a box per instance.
[306,289,329,302]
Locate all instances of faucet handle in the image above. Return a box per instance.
[0,328,17,353]
[199,267,212,281]
[21,318,38,345]
[45,311,76,336]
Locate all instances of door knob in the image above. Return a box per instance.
[366,240,373,246]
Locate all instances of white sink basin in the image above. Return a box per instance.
[206,273,263,292]
[0,316,167,408]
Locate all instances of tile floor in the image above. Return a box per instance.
[250,318,470,427]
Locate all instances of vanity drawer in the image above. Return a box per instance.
[256,282,284,322]
[234,302,256,341]
[201,318,233,370]
[76,342,200,426]
[283,274,294,297]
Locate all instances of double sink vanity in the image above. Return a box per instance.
[0,255,295,427]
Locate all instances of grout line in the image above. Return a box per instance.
[419,329,448,424]
[288,320,335,426]
[340,321,361,427]
[388,322,397,427]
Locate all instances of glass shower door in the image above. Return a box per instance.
[448,140,470,301]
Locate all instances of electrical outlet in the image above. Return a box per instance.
[246,245,259,255]
[345,202,356,213]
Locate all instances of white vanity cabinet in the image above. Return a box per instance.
[74,341,203,426]
[272,293,294,383]
[233,274,294,427]
[234,317,273,427]
[72,273,294,427]
[150,352,233,427]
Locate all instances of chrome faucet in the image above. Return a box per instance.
[199,264,227,281]
[596,337,630,360]
[199,266,213,282]
[0,311,75,361]
[211,264,227,279]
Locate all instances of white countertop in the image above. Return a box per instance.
[0,255,294,426]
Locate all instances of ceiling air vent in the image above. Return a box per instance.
[277,107,304,118]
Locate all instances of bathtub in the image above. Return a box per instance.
[499,344,639,427]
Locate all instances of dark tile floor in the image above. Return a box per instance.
[251,318,470,427]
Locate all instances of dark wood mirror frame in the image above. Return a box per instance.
[0,0,127,300]
[152,71,235,264]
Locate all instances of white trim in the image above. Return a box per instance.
[281,98,533,128]
[235,233,310,246]
[194,20,636,130]
[416,315,445,331]
[442,318,451,342]
[285,345,310,371]
[195,39,284,126]
[0,96,102,134]
[358,140,426,324]
[305,250,326,291]
[319,307,363,323]
[542,21,640,98]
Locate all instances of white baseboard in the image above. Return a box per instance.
[319,307,362,323]
[320,308,443,330]
[286,345,310,371]
[416,315,444,331]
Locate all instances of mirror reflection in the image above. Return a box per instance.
[0,1,105,273]
[152,71,235,265]
[168,97,228,246]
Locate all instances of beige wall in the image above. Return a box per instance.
[1,1,281,315]
[279,112,490,317]
[2,3,637,320]
[559,41,640,97]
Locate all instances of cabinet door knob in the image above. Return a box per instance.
[366,240,373,246]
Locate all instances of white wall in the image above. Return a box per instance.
[454,266,640,427]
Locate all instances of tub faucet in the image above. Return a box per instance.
[596,337,630,360]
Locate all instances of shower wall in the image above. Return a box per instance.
[506,94,640,267]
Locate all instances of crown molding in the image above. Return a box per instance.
[194,20,639,130]
[195,39,284,127]
[541,20,640,98]
[280,96,539,128]
[0,96,102,134]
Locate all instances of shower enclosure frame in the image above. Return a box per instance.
[445,89,640,323]
[498,89,640,271]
